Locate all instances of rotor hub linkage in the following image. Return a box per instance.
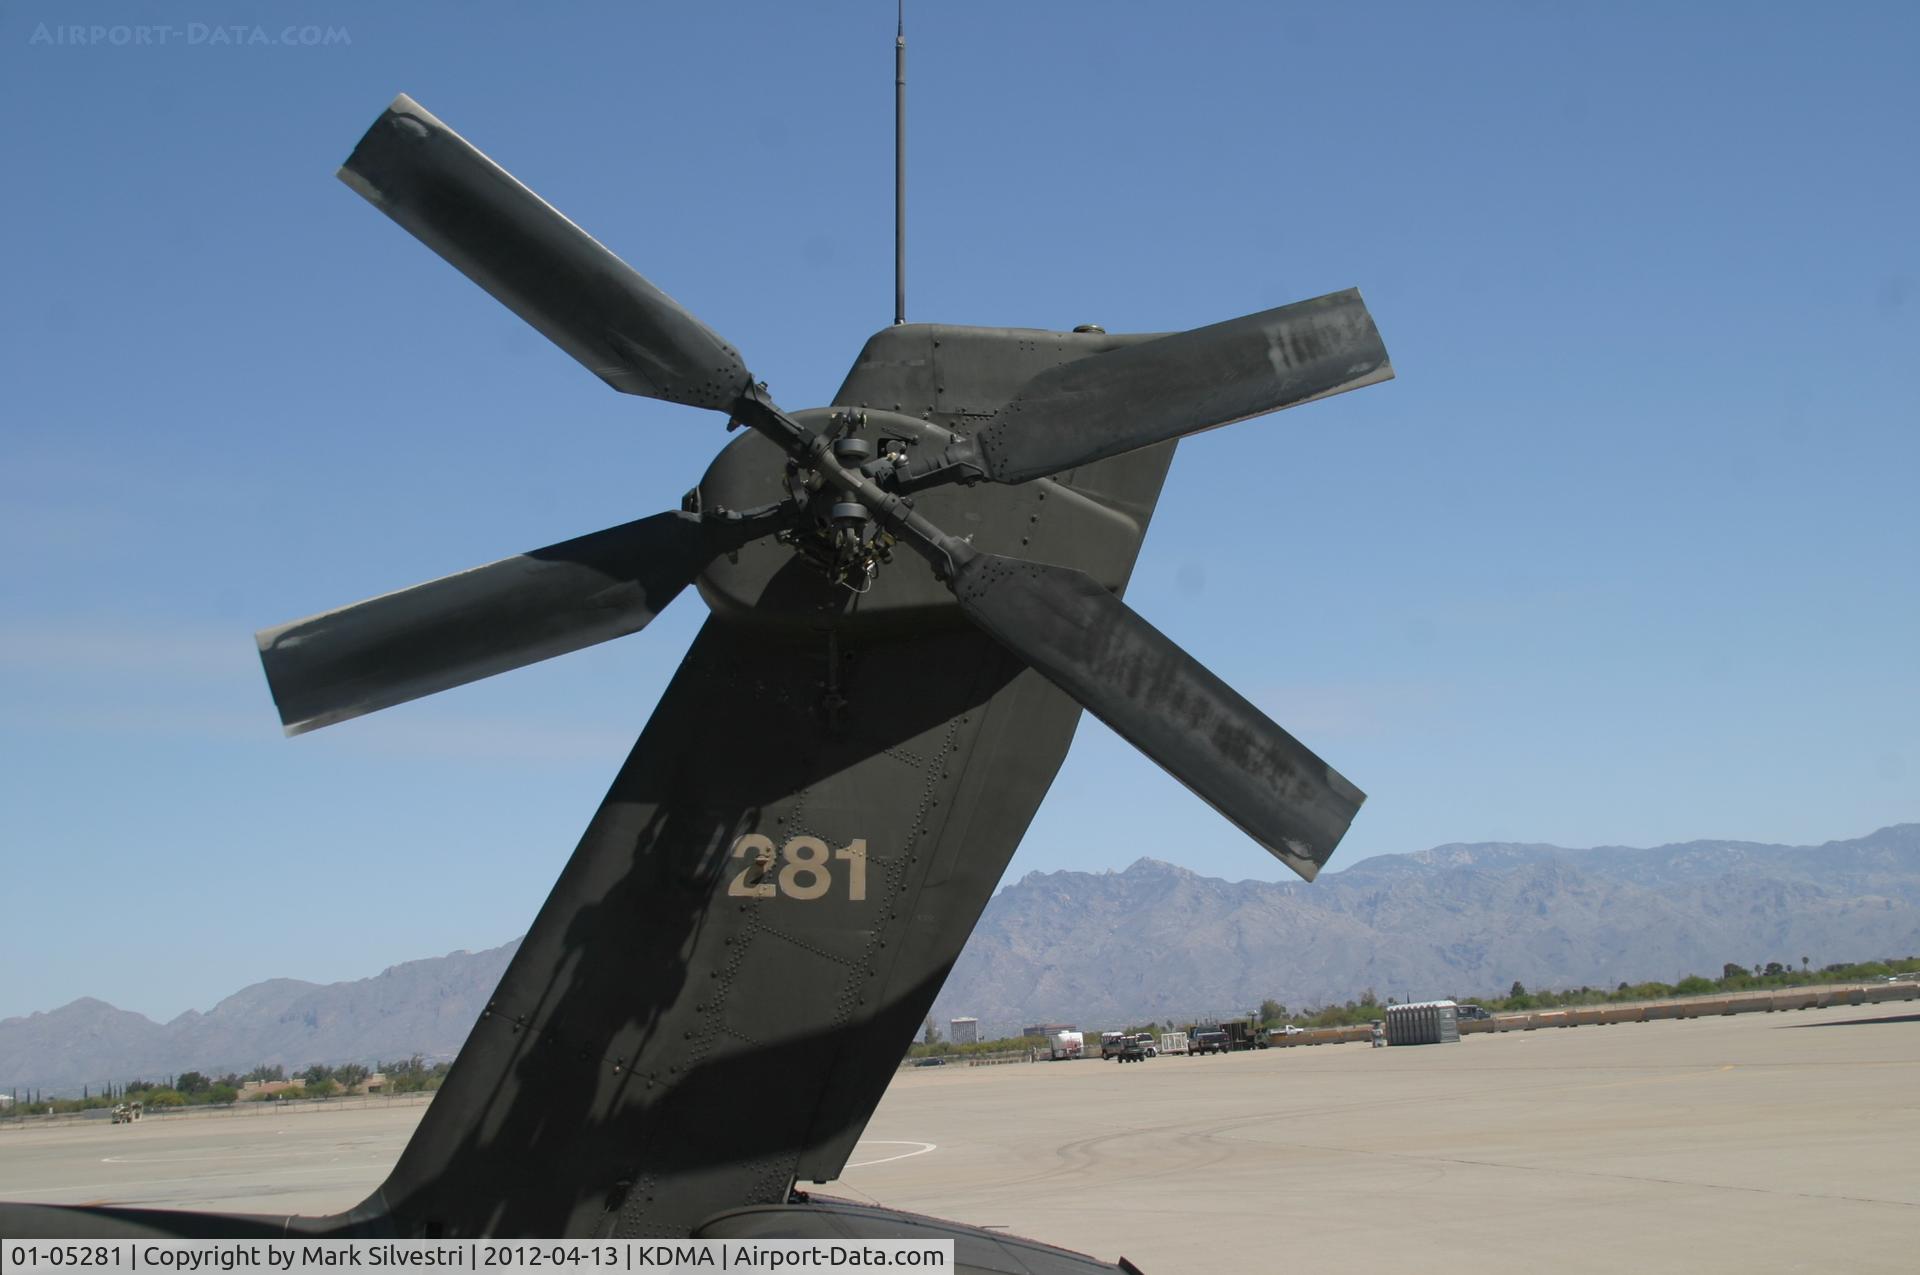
[773,412,911,592]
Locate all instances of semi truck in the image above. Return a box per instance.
[1044,1029,1085,1060]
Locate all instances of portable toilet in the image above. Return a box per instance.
[1384,1000,1461,1045]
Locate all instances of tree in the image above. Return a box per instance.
[1509,981,1527,1000]
[247,1064,285,1083]
[300,1064,333,1087]
[335,1064,370,1092]
[1258,999,1286,1025]
[923,1014,941,1046]
[379,1055,434,1093]
[1722,963,1748,982]
[1763,961,1786,978]
[1801,956,1810,972]
[175,1071,210,1096]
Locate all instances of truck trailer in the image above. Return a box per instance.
[1044,1029,1085,1060]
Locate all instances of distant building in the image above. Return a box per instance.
[949,1017,978,1046]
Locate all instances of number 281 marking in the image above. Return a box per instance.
[727,835,868,902]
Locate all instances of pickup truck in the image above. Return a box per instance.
[1190,1029,1229,1055]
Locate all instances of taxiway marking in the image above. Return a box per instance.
[844,1140,937,1169]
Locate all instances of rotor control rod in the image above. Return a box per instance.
[731,386,972,577]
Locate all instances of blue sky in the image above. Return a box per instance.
[2,2,1914,1024]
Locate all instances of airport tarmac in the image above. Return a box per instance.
[2,1004,1915,1271]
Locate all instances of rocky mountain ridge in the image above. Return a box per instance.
[0,942,517,1097]
[931,824,1920,1035]
[6,825,1917,1093]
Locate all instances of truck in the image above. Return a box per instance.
[1220,1018,1267,1050]
[1189,1027,1229,1055]
[1043,1030,1085,1060]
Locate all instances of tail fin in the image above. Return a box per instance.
[361,326,1177,1238]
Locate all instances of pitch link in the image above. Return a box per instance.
[730,387,975,581]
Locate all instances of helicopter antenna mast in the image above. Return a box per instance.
[894,0,907,325]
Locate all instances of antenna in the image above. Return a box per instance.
[894,1,907,325]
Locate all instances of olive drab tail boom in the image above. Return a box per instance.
[1,75,1393,1270]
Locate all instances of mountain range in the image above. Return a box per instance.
[5,825,1918,1094]
[0,942,517,1098]
[934,824,1920,1035]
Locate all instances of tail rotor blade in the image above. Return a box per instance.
[948,551,1363,879]
[257,510,771,735]
[341,94,751,410]
[919,289,1390,487]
